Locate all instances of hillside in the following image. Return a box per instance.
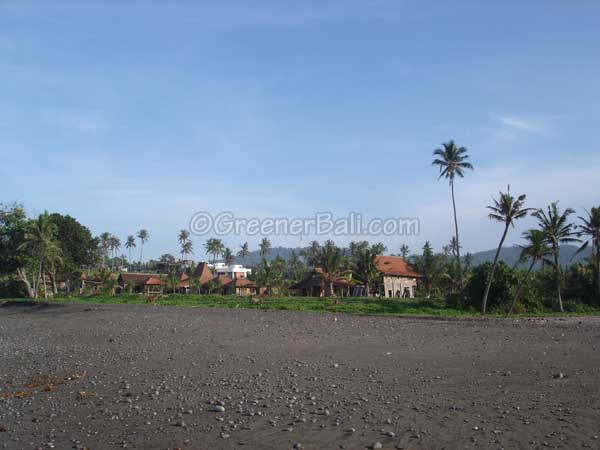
[226,245,591,269]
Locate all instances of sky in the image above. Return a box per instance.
[1,0,599,261]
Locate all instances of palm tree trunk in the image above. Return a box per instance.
[554,249,563,312]
[508,258,536,315]
[450,180,463,289]
[16,267,35,298]
[140,243,144,266]
[482,223,510,315]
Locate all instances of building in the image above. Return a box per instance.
[374,256,420,298]
[210,262,252,279]
[290,268,355,297]
[117,272,165,295]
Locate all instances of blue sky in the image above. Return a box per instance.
[1,0,599,260]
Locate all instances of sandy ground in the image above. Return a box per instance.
[0,302,599,450]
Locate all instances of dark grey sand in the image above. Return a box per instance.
[1,302,599,450]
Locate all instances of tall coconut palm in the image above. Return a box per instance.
[508,229,553,314]
[109,235,121,268]
[181,240,194,261]
[237,242,250,259]
[178,229,190,245]
[204,238,224,264]
[223,247,235,266]
[18,212,62,298]
[259,237,272,257]
[533,203,579,312]
[432,140,474,289]
[301,240,321,267]
[125,235,136,264]
[137,229,149,265]
[99,232,111,267]
[481,187,532,315]
[399,244,410,260]
[576,206,600,297]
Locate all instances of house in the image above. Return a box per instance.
[211,262,252,279]
[290,268,354,297]
[117,272,165,295]
[374,256,420,298]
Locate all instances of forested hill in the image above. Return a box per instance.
[229,245,591,269]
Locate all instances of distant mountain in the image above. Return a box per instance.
[228,246,307,267]
[469,245,590,269]
[225,244,591,270]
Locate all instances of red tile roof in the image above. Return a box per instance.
[374,256,420,278]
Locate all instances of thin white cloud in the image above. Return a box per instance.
[497,115,546,133]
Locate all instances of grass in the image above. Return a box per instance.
[3,294,599,318]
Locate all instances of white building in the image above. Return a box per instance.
[210,263,252,279]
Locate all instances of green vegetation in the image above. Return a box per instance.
[4,294,600,318]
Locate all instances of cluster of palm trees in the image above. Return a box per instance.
[100,229,148,267]
[432,140,599,314]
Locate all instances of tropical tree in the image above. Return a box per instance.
[411,241,445,298]
[301,240,322,267]
[533,203,580,312]
[125,235,136,264]
[167,273,180,294]
[190,276,201,294]
[259,237,272,257]
[255,258,283,296]
[223,247,235,266]
[108,235,121,268]
[17,212,63,298]
[317,240,348,296]
[137,229,149,264]
[237,242,250,259]
[432,140,474,289]
[481,187,532,314]
[178,229,190,245]
[286,250,305,282]
[576,206,600,297]
[99,269,117,296]
[99,232,111,267]
[204,238,224,264]
[508,229,553,314]
[399,244,410,260]
[352,245,380,297]
[181,240,194,261]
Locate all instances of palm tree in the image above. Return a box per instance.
[481,187,532,315]
[256,258,282,296]
[399,244,410,260]
[317,240,348,296]
[223,247,235,266]
[576,207,600,297]
[178,229,190,245]
[237,242,250,259]
[301,240,321,267]
[99,232,111,267]
[259,237,272,257]
[508,229,553,314]
[204,238,224,264]
[18,212,62,298]
[181,240,194,261]
[533,203,580,312]
[137,229,149,265]
[109,235,121,268]
[352,245,380,297]
[432,140,474,289]
[167,273,180,294]
[125,235,136,264]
